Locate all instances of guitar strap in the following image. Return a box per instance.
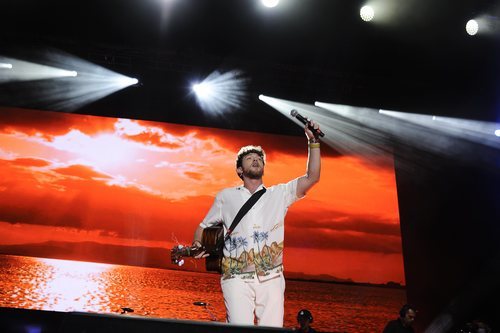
[223,187,267,244]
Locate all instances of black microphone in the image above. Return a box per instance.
[290,110,325,137]
[193,302,207,306]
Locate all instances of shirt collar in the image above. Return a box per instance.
[238,183,266,194]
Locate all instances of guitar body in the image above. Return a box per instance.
[170,223,224,273]
[201,225,224,273]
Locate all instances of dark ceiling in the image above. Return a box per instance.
[1,0,499,135]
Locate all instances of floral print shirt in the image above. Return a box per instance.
[200,179,300,282]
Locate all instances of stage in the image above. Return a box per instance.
[0,307,296,333]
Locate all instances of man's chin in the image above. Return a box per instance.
[245,171,264,179]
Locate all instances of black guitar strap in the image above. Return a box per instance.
[223,187,267,243]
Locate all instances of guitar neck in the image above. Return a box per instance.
[178,245,205,258]
[170,225,223,269]
[171,244,206,265]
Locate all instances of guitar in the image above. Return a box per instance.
[171,224,224,273]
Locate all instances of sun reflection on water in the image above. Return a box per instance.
[0,255,406,332]
[33,258,113,312]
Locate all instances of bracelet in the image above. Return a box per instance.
[309,143,321,149]
[309,137,320,144]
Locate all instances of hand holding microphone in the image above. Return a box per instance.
[290,109,325,138]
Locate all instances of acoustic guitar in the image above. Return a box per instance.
[171,224,224,273]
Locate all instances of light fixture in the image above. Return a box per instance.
[360,5,375,22]
[191,70,248,115]
[192,82,214,99]
[261,0,279,8]
[466,19,479,36]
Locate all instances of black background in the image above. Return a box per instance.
[1,1,500,332]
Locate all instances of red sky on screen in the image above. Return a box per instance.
[0,107,404,284]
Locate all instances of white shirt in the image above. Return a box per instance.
[200,178,300,281]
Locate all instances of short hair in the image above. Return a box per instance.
[235,145,266,169]
[399,304,416,318]
[297,309,313,323]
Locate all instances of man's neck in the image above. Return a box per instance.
[243,178,263,194]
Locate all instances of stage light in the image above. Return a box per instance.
[0,51,141,111]
[191,70,248,116]
[192,82,214,99]
[360,5,375,22]
[464,16,500,36]
[263,97,500,168]
[56,69,78,77]
[378,109,500,149]
[116,77,138,86]
[261,0,279,8]
[0,57,80,83]
[58,70,78,77]
[466,19,479,36]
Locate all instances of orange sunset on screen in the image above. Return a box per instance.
[0,107,404,284]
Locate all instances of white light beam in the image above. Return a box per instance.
[192,70,249,116]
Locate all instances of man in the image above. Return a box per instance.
[382,304,417,333]
[193,120,321,327]
[296,309,317,333]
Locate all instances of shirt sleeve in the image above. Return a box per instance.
[199,191,223,228]
[283,177,302,207]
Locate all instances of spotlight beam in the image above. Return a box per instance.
[0,57,79,83]
[1,52,140,111]
[259,95,394,166]
[379,110,500,149]
[316,102,499,168]
[192,70,248,116]
[259,95,500,169]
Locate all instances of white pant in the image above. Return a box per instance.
[221,274,285,327]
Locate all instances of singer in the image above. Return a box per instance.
[192,119,322,327]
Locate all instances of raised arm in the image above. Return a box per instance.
[296,120,321,198]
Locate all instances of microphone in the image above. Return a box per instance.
[290,110,325,137]
[193,302,207,306]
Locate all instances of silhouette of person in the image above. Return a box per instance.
[382,304,417,333]
[296,309,317,333]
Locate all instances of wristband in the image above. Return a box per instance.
[309,143,320,149]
